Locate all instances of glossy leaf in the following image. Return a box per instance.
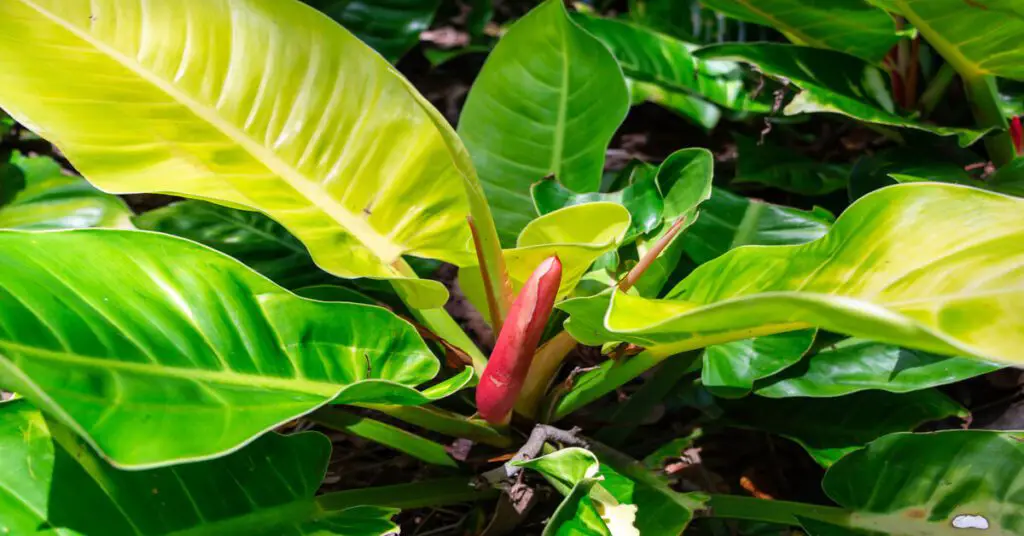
[0,0,489,308]
[702,330,816,398]
[871,0,1024,80]
[628,0,775,44]
[733,134,848,195]
[573,14,769,113]
[459,203,630,325]
[0,400,399,535]
[532,175,662,244]
[302,0,441,61]
[823,430,1024,534]
[696,44,990,147]
[756,339,1001,398]
[457,0,630,244]
[683,186,831,265]
[630,80,722,131]
[0,229,470,468]
[0,154,133,230]
[597,184,1024,366]
[134,200,331,289]
[719,389,967,467]
[700,0,900,63]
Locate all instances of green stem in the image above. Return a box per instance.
[317,477,498,511]
[309,408,459,468]
[704,494,851,527]
[357,402,513,448]
[392,259,489,376]
[919,62,956,117]
[963,74,1015,168]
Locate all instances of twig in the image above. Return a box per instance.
[905,36,921,109]
[479,425,590,485]
[468,215,505,333]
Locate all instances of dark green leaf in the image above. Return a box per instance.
[718,390,967,467]
[311,407,458,468]
[756,339,1001,398]
[682,187,831,265]
[733,134,848,195]
[695,43,990,146]
[302,0,441,61]
[848,147,982,201]
[629,0,776,44]
[702,330,816,398]
[630,80,722,131]
[700,0,900,63]
[823,430,1024,534]
[457,0,630,244]
[0,154,133,230]
[0,400,398,535]
[0,229,469,468]
[574,14,770,113]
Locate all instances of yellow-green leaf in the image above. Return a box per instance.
[0,0,487,308]
[460,203,630,325]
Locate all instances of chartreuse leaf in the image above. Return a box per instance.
[732,134,848,196]
[302,0,440,62]
[532,173,662,245]
[702,330,815,398]
[695,44,990,147]
[870,0,1024,80]
[460,202,630,325]
[821,430,1024,535]
[0,0,490,309]
[717,389,967,467]
[756,338,1001,398]
[555,183,1024,417]
[0,154,133,230]
[683,186,831,265]
[600,184,1024,365]
[0,400,398,536]
[457,0,630,244]
[572,14,769,113]
[699,0,900,63]
[0,229,471,468]
[134,200,330,290]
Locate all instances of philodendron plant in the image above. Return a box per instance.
[0,0,1023,534]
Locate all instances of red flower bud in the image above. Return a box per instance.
[1011,116,1023,156]
[476,255,562,424]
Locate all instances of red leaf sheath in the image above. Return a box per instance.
[1011,116,1023,155]
[476,255,562,424]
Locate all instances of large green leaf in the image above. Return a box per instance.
[0,229,470,468]
[457,0,630,244]
[0,400,398,535]
[718,389,967,467]
[870,0,1024,80]
[629,80,722,131]
[822,430,1024,534]
[628,0,776,45]
[695,44,989,146]
[756,338,1001,398]
[302,0,441,61]
[0,0,489,308]
[700,0,900,63]
[702,330,816,398]
[732,134,848,196]
[134,200,330,290]
[554,183,1024,417]
[595,183,1024,366]
[459,202,630,325]
[0,154,133,230]
[682,186,831,265]
[573,14,769,113]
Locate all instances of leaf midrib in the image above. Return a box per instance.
[16,0,404,264]
[895,0,983,77]
[0,340,342,398]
